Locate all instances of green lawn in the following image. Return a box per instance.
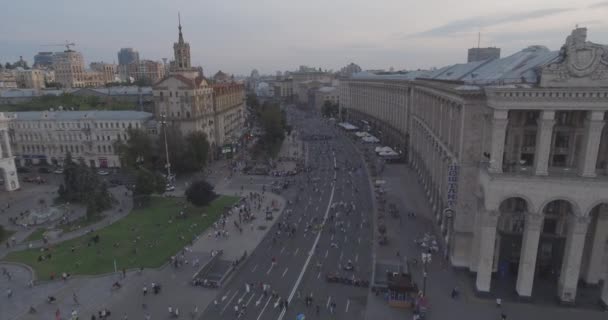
[4,195,239,280]
[24,228,47,243]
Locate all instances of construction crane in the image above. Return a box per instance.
[43,41,76,51]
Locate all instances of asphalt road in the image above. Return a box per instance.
[201,108,374,320]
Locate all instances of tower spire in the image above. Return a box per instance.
[178,12,184,43]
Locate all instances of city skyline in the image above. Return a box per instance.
[1,0,608,75]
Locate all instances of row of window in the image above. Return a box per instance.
[11,121,141,130]
[14,132,129,142]
[20,143,114,155]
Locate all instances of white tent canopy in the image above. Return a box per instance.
[354,131,370,137]
[374,146,394,153]
[362,136,380,143]
[338,122,358,131]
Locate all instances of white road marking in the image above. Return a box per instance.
[294,248,299,256]
[316,206,319,211]
[246,293,256,306]
[238,290,248,304]
[277,154,338,320]
[221,290,239,314]
[355,253,359,262]
[326,296,332,308]
[267,264,274,275]
[280,246,286,254]
[345,235,348,242]
[357,237,361,244]
[221,290,231,301]
[339,251,343,261]
[346,299,350,312]
[330,234,334,241]
[282,267,289,278]
[274,296,281,308]
[255,293,263,307]
[251,264,258,273]
[324,249,329,258]
[256,296,273,320]
[317,272,321,279]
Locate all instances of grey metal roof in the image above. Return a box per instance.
[348,45,559,86]
[8,110,154,121]
[0,88,72,98]
[86,86,153,96]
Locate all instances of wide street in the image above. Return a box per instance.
[201,107,374,320]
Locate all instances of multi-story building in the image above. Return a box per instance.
[314,86,339,111]
[90,62,117,84]
[213,70,231,83]
[212,83,245,151]
[153,19,246,157]
[0,112,19,191]
[340,28,608,305]
[467,47,501,62]
[34,52,55,68]
[153,19,215,143]
[14,68,46,89]
[52,50,87,88]
[127,60,166,84]
[117,48,140,67]
[0,72,18,89]
[339,62,362,78]
[6,110,154,168]
[272,79,294,100]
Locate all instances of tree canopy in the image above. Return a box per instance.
[185,180,217,207]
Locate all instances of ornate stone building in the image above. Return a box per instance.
[0,112,19,191]
[6,110,154,169]
[340,28,608,305]
[153,18,245,156]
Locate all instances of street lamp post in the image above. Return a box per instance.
[421,252,432,296]
[160,112,172,181]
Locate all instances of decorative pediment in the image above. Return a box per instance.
[540,28,608,87]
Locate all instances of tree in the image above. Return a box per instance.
[114,128,157,170]
[185,180,217,207]
[322,100,339,118]
[4,62,12,70]
[57,152,114,218]
[182,132,210,172]
[247,93,260,109]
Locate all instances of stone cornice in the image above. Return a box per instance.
[485,87,608,110]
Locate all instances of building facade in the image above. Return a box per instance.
[6,110,154,168]
[52,51,109,88]
[14,68,46,89]
[34,52,54,68]
[340,28,608,305]
[127,60,165,84]
[90,62,117,84]
[0,72,18,89]
[212,83,245,150]
[0,112,19,191]
[314,86,339,111]
[117,48,140,67]
[467,47,501,62]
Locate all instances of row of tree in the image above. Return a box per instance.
[247,94,291,158]
[114,127,210,175]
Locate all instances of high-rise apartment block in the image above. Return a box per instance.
[33,52,54,68]
[117,48,140,66]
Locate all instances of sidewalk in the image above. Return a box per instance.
[363,160,607,320]
[11,189,285,320]
[0,186,133,260]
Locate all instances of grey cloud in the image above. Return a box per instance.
[588,1,608,8]
[409,8,574,37]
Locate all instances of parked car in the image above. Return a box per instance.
[53,168,64,174]
[97,170,110,176]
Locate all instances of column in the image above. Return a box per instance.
[4,130,12,158]
[581,207,608,284]
[603,273,608,308]
[488,110,509,173]
[558,216,590,304]
[533,111,555,176]
[516,213,544,297]
[577,111,605,177]
[476,210,499,292]
[0,130,4,158]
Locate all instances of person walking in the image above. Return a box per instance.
[142,286,148,296]
[73,292,80,306]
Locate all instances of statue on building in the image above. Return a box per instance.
[540,27,608,87]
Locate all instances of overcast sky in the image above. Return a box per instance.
[1,0,608,76]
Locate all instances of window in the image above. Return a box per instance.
[554,132,569,148]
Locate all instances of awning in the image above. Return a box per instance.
[338,122,358,131]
